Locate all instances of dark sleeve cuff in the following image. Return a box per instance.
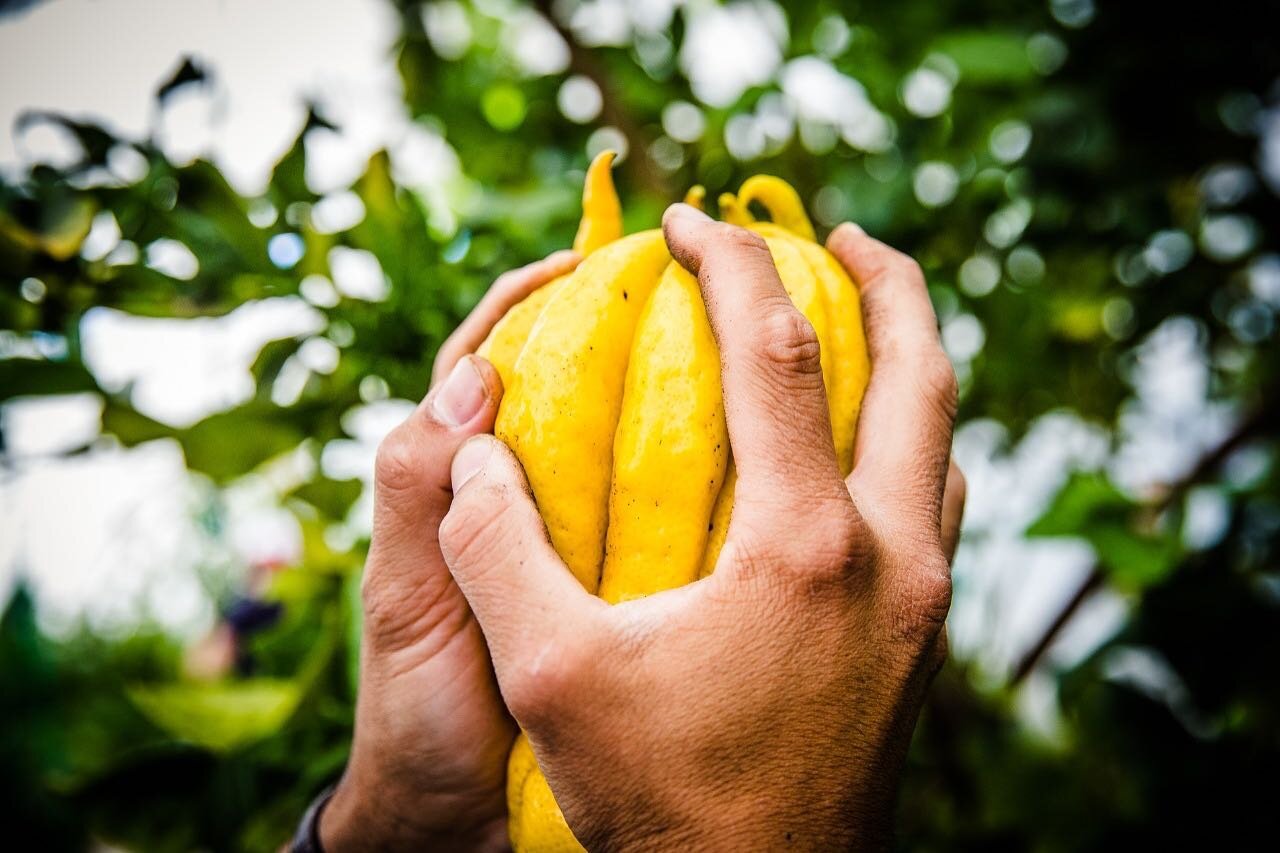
[289,784,338,853]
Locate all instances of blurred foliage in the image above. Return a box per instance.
[2,0,1279,849]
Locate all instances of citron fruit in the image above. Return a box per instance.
[478,152,870,851]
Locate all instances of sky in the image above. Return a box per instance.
[0,0,402,192]
[1,0,408,636]
[0,0,1237,734]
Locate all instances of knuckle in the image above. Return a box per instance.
[919,351,959,422]
[359,570,394,631]
[895,554,953,644]
[374,425,427,494]
[504,638,591,729]
[699,225,772,278]
[863,250,925,291]
[718,222,769,255]
[358,562,438,651]
[437,479,517,567]
[891,254,926,287]
[757,308,822,378]
[740,500,864,589]
[721,526,782,581]
[783,507,855,581]
[821,504,864,563]
[794,503,865,584]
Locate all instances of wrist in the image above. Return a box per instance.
[617,794,868,853]
[319,769,507,852]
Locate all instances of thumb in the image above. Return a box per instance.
[439,436,600,685]
[364,355,500,652]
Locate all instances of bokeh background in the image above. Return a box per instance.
[2,0,1278,848]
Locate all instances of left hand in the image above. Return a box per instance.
[320,250,580,851]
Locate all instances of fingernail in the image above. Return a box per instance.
[665,202,707,223]
[840,222,865,237]
[451,437,492,491]
[432,357,487,427]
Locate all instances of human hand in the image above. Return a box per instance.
[437,206,963,850]
[320,250,580,851]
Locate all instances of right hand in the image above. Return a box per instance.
[438,205,964,849]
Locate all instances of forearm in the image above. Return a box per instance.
[319,770,508,852]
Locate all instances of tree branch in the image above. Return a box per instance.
[531,0,671,197]
[1009,389,1280,686]
[1009,569,1103,685]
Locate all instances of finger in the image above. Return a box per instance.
[431,250,581,387]
[364,355,502,651]
[662,204,846,522]
[827,223,958,528]
[940,460,966,563]
[439,435,602,708]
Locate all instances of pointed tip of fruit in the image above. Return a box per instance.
[683,185,706,211]
[589,149,616,170]
[574,149,624,255]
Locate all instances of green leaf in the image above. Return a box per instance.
[179,408,304,481]
[481,83,527,131]
[1089,523,1182,587]
[0,358,98,402]
[288,476,362,520]
[1027,472,1131,537]
[343,569,362,697]
[932,31,1036,84]
[1028,472,1183,589]
[0,192,95,260]
[101,399,174,445]
[125,679,301,752]
[250,336,305,392]
[103,399,313,482]
[15,113,118,170]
